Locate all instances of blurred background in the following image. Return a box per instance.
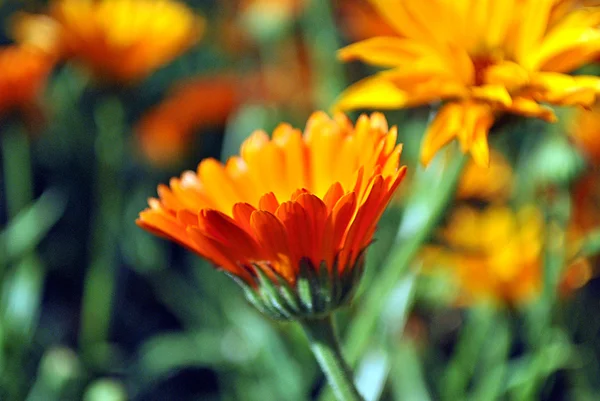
[0,0,600,400]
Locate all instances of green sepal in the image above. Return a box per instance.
[317,261,333,310]
[253,265,294,319]
[226,273,271,317]
[329,255,342,307]
[265,264,302,315]
[297,258,316,312]
[228,250,367,321]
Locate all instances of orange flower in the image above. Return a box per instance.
[336,0,600,166]
[426,205,590,306]
[137,112,406,318]
[135,75,241,166]
[49,0,203,83]
[0,46,53,117]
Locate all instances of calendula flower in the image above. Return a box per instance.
[0,46,53,117]
[49,0,203,82]
[137,112,406,319]
[426,205,590,306]
[336,0,600,166]
[135,75,240,166]
[456,150,513,201]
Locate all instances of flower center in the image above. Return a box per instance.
[472,56,496,86]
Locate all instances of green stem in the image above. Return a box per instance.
[302,0,346,109]
[301,316,364,401]
[0,123,41,401]
[79,96,125,355]
[1,124,33,220]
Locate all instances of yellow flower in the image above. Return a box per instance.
[10,12,62,58]
[427,205,590,306]
[336,0,600,166]
[456,150,513,201]
[49,0,204,82]
[137,112,406,319]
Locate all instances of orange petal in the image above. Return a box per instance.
[250,210,295,281]
[258,192,280,214]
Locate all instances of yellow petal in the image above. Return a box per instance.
[529,72,600,106]
[512,0,554,63]
[471,84,512,107]
[484,61,530,92]
[334,75,409,112]
[367,0,436,42]
[338,36,435,68]
[421,101,494,166]
[420,102,463,165]
[502,96,557,122]
[528,27,600,72]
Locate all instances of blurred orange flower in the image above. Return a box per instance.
[135,41,314,166]
[0,46,53,118]
[426,205,590,306]
[571,173,600,235]
[336,0,600,166]
[137,112,406,318]
[568,103,600,239]
[135,75,241,166]
[570,103,600,164]
[49,0,204,82]
[456,150,513,201]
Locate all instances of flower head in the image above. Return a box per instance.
[49,0,203,82]
[0,46,53,118]
[137,112,406,319]
[336,0,600,166]
[426,205,590,306]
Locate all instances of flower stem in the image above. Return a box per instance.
[79,96,125,353]
[302,0,346,109]
[301,316,364,401]
[1,123,33,220]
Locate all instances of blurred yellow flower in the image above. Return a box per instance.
[336,0,600,166]
[426,205,590,306]
[49,0,204,82]
[10,13,62,58]
[456,150,513,201]
[0,46,53,118]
